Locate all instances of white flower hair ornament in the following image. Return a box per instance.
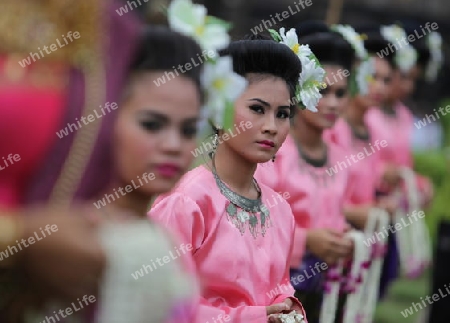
[381,24,418,73]
[167,0,247,131]
[331,24,368,60]
[269,27,327,112]
[331,24,374,96]
[425,32,444,82]
[354,57,375,96]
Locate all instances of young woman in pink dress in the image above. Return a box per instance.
[149,35,310,323]
[255,21,361,323]
[324,28,397,228]
[365,25,434,206]
[325,27,403,299]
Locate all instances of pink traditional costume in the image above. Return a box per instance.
[255,135,350,266]
[149,165,306,323]
[324,81,396,304]
[365,103,432,199]
[324,118,381,207]
[148,19,333,323]
[255,133,357,323]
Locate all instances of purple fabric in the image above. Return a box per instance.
[290,253,325,292]
[24,0,144,205]
[378,233,399,299]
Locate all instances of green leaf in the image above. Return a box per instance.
[205,16,232,31]
[268,29,282,42]
[223,101,235,131]
[349,67,358,97]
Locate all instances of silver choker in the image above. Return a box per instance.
[211,158,271,238]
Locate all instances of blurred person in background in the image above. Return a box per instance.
[325,27,402,299]
[365,24,434,208]
[325,28,398,229]
[407,30,445,152]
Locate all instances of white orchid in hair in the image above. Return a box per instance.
[380,24,418,72]
[332,24,368,60]
[278,27,313,62]
[426,32,444,82]
[396,45,418,73]
[298,58,326,112]
[356,57,375,96]
[269,27,327,112]
[168,0,230,52]
[201,57,248,129]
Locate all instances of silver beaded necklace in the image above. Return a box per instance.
[211,157,271,238]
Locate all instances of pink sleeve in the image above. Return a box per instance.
[150,193,206,253]
[290,227,308,268]
[271,214,307,320]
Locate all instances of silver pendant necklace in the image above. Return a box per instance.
[211,157,271,238]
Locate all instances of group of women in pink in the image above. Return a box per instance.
[0,0,443,322]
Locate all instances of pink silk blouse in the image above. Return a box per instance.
[149,165,307,323]
[255,135,350,267]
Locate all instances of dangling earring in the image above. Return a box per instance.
[272,155,276,162]
[211,133,219,156]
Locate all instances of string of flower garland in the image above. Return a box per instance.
[357,208,390,323]
[331,24,375,97]
[395,167,432,279]
[319,230,370,323]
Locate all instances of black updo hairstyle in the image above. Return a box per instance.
[218,33,302,112]
[294,20,356,71]
[124,25,204,101]
[355,25,396,69]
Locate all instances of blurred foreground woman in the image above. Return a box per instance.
[0,1,207,322]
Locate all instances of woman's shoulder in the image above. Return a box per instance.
[152,166,219,211]
[259,182,294,217]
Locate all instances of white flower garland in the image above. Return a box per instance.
[319,230,370,323]
[357,208,390,323]
[395,167,432,279]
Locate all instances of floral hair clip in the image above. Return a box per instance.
[425,31,443,82]
[331,24,374,96]
[269,27,326,112]
[167,0,247,131]
[331,24,368,60]
[381,24,418,73]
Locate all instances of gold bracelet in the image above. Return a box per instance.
[0,214,24,267]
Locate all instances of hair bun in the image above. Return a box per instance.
[294,20,330,38]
